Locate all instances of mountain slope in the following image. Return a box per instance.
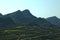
[0,10,60,40]
[5,9,36,26]
[46,16,60,27]
[0,14,16,29]
[3,10,59,28]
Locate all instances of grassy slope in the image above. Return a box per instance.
[0,26,60,40]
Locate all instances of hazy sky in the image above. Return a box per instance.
[0,0,60,18]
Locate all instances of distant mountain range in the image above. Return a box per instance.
[46,16,60,27]
[0,9,59,29]
[0,9,60,40]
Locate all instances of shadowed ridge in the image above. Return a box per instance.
[46,16,60,27]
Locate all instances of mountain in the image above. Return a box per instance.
[0,10,59,40]
[3,9,57,28]
[2,16,16,29]
[0,14,16,29]
[5,9,37,26]
[46,16,60,27]
[3,10,59,28]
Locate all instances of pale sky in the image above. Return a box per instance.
[0,0,60,18]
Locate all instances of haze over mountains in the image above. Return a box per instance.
[0,9,60,40]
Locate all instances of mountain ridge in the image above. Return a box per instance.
[46,16,60,27]
[0,10,59,28]
[0,9,60,40]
